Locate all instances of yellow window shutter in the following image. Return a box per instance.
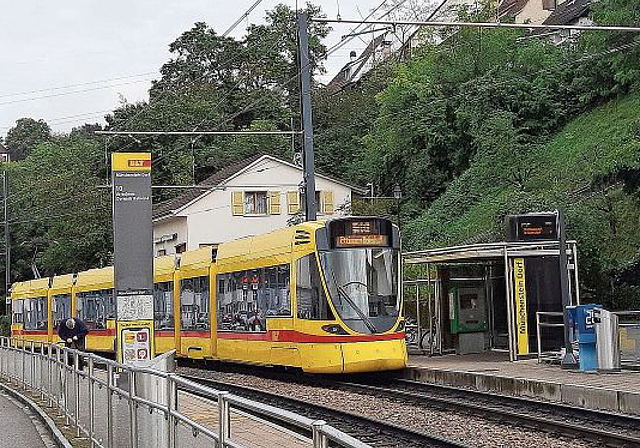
[269,191,281,215]
[231,191,244,216]
[287,191,300,215]
[323,191,334,214]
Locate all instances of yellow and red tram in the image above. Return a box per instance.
[11,218,407,373]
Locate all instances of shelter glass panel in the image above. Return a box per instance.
[154,281,174,330]
[52,294,71,330]
[180,276,210,331]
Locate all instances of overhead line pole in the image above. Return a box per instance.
[311,17,640,33]
[2,155,9,315]
[297,13,317,221]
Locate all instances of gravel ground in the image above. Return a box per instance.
[177,367,605,448]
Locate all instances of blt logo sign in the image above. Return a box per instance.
[585,309,595,329]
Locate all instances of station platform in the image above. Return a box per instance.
[404,352,640,415]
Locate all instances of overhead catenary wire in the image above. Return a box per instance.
[222,0,265,37]
[312,17,640,33]
[0,72,156,100]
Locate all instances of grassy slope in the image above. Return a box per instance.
[405,93,640,306]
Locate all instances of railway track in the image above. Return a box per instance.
[332,378,640,448]
[180,374,474,448]
[179,363,640,447]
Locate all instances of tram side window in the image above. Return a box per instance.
[77,289,115,330]
[180,276,210,331]
[296,255,334,320]
[52,294,71,330]
[12,299,24,324]
[217,264,290,332]
[24,297,48,330]
[154,281,174,330]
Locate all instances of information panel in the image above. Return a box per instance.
[112,153,154,364]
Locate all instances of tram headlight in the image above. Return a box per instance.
[321,324,348,335]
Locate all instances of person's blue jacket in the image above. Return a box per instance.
[57,318,89,343]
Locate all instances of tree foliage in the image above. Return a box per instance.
[5,118,52,161]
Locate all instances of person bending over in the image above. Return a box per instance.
[58,318,89,369]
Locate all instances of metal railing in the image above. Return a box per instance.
[0,337,370,448]
[536,311,567,362]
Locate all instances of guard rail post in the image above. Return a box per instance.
[55,345,62,414]
[88,355,95,448]
[21,338,26,390]
[0,338,5,381]
[106,363,114,448]
[47,343,53,407]
[64,348,70,426]
[74,350,81,436]
[167,374,177,448]
[30,340,35,390]
[128,369,139,448]
[218,391,231,448]
[312,420,329,448]
[536,312,542,362]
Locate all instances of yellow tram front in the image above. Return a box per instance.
[297,217,407,373]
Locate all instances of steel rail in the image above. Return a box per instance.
[181,374,473,448]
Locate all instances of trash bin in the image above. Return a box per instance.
[594,309,620,372]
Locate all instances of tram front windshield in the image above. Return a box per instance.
[320,247,399,334]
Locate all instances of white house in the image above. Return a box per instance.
[152,154,366,256]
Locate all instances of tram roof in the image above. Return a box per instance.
[403,240,578,265]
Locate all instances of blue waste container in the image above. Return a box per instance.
[574,304,601,371]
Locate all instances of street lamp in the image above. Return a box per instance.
[393,184,403,200]
[393,184,403,229]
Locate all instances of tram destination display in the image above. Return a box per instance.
[506,213,558,242]
[329,218,393,248]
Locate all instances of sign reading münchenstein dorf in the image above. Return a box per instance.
[112,153,155,365]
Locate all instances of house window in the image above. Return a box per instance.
[245,191,268,215]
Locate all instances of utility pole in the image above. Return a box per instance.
[297,12,317,221]
[1,153,10,315]
[558,208,578,369]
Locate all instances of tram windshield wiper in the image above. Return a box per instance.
[335,283,378,334]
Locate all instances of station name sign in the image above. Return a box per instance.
[112,152,154,365]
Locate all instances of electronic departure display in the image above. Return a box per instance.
[328,218,394,248]
[506,213,558,242]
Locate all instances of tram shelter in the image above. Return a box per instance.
[403,240,580,361]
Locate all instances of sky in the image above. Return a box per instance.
[0,0,389,136]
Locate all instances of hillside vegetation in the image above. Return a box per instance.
[406,93,640,309]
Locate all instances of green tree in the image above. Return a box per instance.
[5,118,52,161]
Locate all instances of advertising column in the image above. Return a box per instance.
[112,152,154,365]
